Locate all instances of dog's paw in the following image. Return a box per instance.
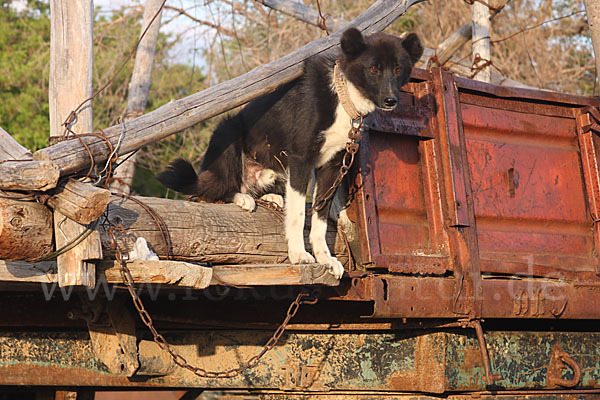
[316,254,345,279]
[288,250,316,264]
[260,193,284,208]
[233,193,256,211]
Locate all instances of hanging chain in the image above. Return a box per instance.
[105,221,317,378]
[309,116,362,214]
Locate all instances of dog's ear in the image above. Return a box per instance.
[340,28,366,59]
[401,33,424,66]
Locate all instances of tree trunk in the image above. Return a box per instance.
[584,0,600,89]
[472,3,491,82]
[110,0,164,194]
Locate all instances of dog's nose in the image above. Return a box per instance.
[384,96,397,108]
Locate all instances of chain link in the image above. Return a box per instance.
[105,220,316,378]
[309,116,362,214]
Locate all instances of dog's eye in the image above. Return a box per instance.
[369,66,379,74]
[395,67,403,74]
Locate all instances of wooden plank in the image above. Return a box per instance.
[47,179,110,225]
[49,0,94,138]
[211,263,339,286]
[0,198,54,261]
[0,261,56,283]
[33,0,424,177]
[49,0,97,288]
[54,211,101,288]
[471,2,491,82]
[100,260,212,289]
[0,160,60,191]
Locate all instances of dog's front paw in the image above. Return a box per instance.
[288,250,316,264]
[260,193,284,208]
[233,193,256,211]
[316,254,345,279]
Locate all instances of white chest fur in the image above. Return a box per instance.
[317,77,375,167]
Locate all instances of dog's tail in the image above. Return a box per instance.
[157,158,234,201]
[156,158,201,195]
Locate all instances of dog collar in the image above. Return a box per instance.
[333,62,362,121]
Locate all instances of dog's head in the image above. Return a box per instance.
[338,28,423,111]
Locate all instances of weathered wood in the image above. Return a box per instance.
[34,0,424,177]
[260,0,532,89]
[47,179,110,225]
[1,259,337,287]
[257,0,347,32]
[100,260,212,289]
[54,211,101,288]
[584,0,600,82]
[0,198,54,261]
[211,263,339,286]
[0,261,56,283]
[0,160,60,191]
[472,2,491,82]
[49,0,94,138]
[101,196,350,266]
[0,127,32,161]
[111,0,164,194]
[49,0,97,288]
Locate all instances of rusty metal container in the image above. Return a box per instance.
[348,67,600,320]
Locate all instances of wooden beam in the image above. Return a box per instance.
[1,260,338,287]
[33,0,424,177]
[49,0,98,288]
[100,260,212,289]
[47,179,110,225]
[0,198,54,261]
[211,263,339,286]
[110,0,164,194]
[0,160,60,191]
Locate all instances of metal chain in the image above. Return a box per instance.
[309,116,362,214]
[105,219,317,379]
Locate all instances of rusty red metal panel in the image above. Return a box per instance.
[352,80,453,274]
[370,275,600,319]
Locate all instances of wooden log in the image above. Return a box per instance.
[257,0,347,32]
[584,0,600,84]
[110,0,164,194]
[46,179,110,225]
[33,0,424,177]
[0,198,54,261]
[101,196,350,266]
[0,160,60,191]
[0,127,32,161]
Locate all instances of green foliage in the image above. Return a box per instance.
[0,1,212,197]
[0,1,51,150]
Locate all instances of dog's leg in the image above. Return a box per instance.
[309,155,345,279]
[233,193,256,211]
[285,160,314,264]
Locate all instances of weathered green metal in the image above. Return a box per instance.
[1,329,599,393]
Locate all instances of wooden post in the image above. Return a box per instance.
[472,2,492,83]
[584,0,600,90]
[49,0,99,288]
[110,0,164,194]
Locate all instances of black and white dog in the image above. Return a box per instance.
[158,28,423,279]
